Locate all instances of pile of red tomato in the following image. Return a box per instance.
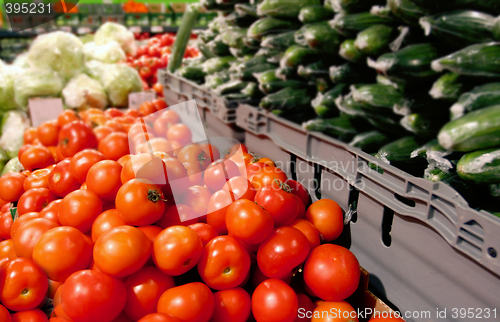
[0,100,403,322]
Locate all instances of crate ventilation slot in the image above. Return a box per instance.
[382,207,394,247]
[394,194,416,208]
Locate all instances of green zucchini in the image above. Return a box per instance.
[260,80,307,94]
[236,63,278,81]
[400,113,446,139]
[331,0,386,14]
[351,84,406,113]
[451,82,500,120]
[457,148,500,184]
[419,11,496,49]
[329,63,376,84]
[438,105,500,152]
[311,83,348,118]
[279,45,319,69]
[302,115,360,141]
[168,4,200,73]
[339,39,366,64]
[432,42,500,78]
[220,27,248,49]
[299,5,334,24]
[216,80,250,95]
[295,22,343,54]
[388,0,431,27]
[349,130,392,153]
[247,17,301,40]
[330,12,395,38]
[206,36,231,56]
[202,56,237,75]
[260,87,315,111]
[261,31,297,50]
[235,4,259,17]
[257,0,321,19]
[368,43,441,84]
[429,73,473,101]
[375,136,427,170]
[354,24,397,56]
[176,65,206,82]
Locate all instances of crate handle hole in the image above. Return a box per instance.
[382,207,394,247]
[488,247,497,258]
[394,194,416,208]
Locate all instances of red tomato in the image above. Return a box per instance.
[104,108,124,119]
[187,223,218,246]
[222,176,256,201]
[94,125,114,141]
[0,304,11,322]
[37,120,60,147]
[46,279,62,300]
[155,204,199,229]
[254,185,302,227]
[305,199,343,242]
[0,257,49,311]
[153,83,164,98]
[303,244,360,301]
[252,279,298,322]
[57,110,78,127]
[153,111,180,137]
[98,132,130,161]
[225,199,274,245]
[295,293,315,322]
[286,179,310,207]
[33,226,93,282]
[11,309,48,322]
[138,313,181,322]
[58,190,103,234]
[38,199,62,225]
[10,212,38,239]
[204,159,240,193]
[211,288,251,322]
[23,168,51,191]
[48,159,80,198]
[245,162,268,182]
[124,266,175,321]
[311,301,359,322]
[69,149,106,184]
[206,190,233,235]
[23,128,38,145]
[12,218,58,258]
[250,166,288,190]
[93,225,152,278]
[58,121,98,158]
[17,188,56,215]
[86,160,122,202]
[153,226,203,276]
[116,179,165,226]
[182,185,212,217]
[62,270,127,322]
[20,146,55,171]
[257,227,310,280]
[153,99,167,111]
[0,172,26,202]
[91,209,127,243]
[177,144,211,170]
[166,124,192,146]
[197,235,251,290]
[290,219,321,251]
[157,282,214,322]
[0,239,16,261]
[0,212,13,240]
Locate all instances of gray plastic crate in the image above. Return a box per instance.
[236,103,500,321]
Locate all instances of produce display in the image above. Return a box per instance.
[173,0,500,216]
[0,102,398,321]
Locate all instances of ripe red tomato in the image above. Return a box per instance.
[0,172,26,202]
[182,185,212,217]
[58,121,98,158]
[17,188,56,215]
[33,226,93,282]
[295,293,315,322]
[86,160,123,202]
[305,199,344,242]
[206,190,233,235]
[116,179,165,226]
[250,166,288,190]
[58,190,103,234]
[57,110,78,127]
[138,313,181,322]
[0,257,49,311]
[286,179,310,207]
[38,199,62,225]
[257,227,310,280]
[23,128,38,145]
[20,146,55,171]
[62,270,127,322]
[152,99,167,111]
[48,159,80,198]
[0,239,16,261]
[10,212,38,239]
[311,301,359,322]
[252,279,298,322]
[245,162,268,182]
[197,235,251,290]
[212,288,251,322]
[98,132,131,161]
[124,266,175,321]
[0,304,10,322]
[91,209,126,243]
[177,144,211,170]
[12,218,58,258]
[222,176,256,201]
[290,219,321,251]
[23,168,51,191]
[37,120,60,147]
[166,124,192,146]
[187,223,218,246]
[94,125,114,141]
[254,185,302,227]
[157,282,214,322]
[0,212,13,240]
[153,83,164,98]
[11,309,48,322]
[153,111,180,137]
[93,225,152,278]
[46,279,62,300]
[225,199,274,245]
[69,149,106,184]
[155,204,199,229]
[204,159,240,192]
[303,244,360,301]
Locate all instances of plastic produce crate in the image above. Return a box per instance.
[158,70,244,142]
[236,103,500,321]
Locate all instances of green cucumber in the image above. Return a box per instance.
[255,69,279,85]
[331,0,386,14]
[260,87,315,111]
[175,65,206,82]
[229,47,258,58]
[302,115,360,141]
[411,139,446,158]
[295,22,343,54]
[235,4,259,17]
[168,4,200,73]
[376,74,406,92]
[420,11,496,49]
[329,63,376,84]
[354,24,397,56]
[236,63,277,81]
[197,42,217,59]
[339,39,366,64]
[316,78,332,94]
[198,30,217,43]
[247,17,301,40]
[241,82,262,98]
[204,73,230,89]
[298,61,329,80]
[424,167,455,182]
[351,84,406,113]
[275,67,301,81]
[376,136,427,170]
[400,113,446,139]
[432,42,500,78]
[438,105,500,152]
[330,12,395,38]
[279,45,319,69]
[451,82,500,120]
[206,36,231,56]
[220,27,248,49]
[369,43,441,84]
[335,95,369,117]
[409,0,453,12]
[216,80,250,95]
[260,80,307,94]
[429,73,474,101]
[311,83,348,118]
[388,0,431,27]
[349,130,392,153]
[457,148,500,184]
[299,5,334,24]
[222,11,257,28]
[494,17,500,40]
[202,56,237,75]
[261,31,297,50]
[236,55,268,70]
[243,36,261,48]
[223,93,251,101]
[257,0,321,19]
